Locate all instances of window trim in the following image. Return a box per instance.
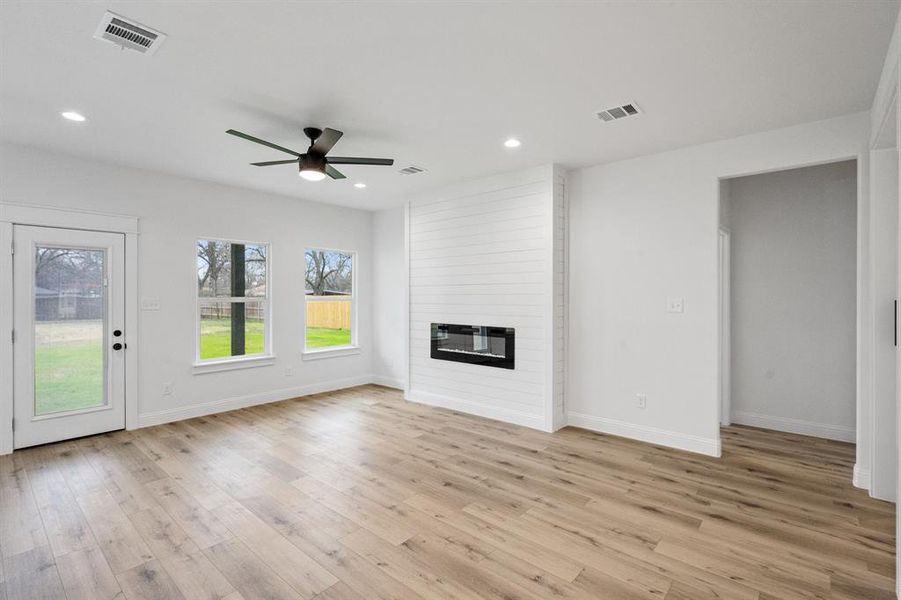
[194,238,272,370]
[303,247,357,356]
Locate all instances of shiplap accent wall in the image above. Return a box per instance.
[406,164,566,432]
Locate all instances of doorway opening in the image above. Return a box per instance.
[719,161,858,445]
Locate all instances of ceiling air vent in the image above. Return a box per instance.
[93,12,167,55]
[398,165,427,175]
[596,102,641,123]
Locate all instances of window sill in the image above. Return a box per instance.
[302,346,361,361]
[192,355,276,375]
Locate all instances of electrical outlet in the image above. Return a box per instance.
[285,367,294,377]
[163,382,174,396]
[637,393,647,409]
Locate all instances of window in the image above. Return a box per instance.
[304,249,354,351]
[196,239,269,363]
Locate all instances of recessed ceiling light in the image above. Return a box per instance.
[61,111,86,122]
[504,138,521,148]
[354,182,367,189]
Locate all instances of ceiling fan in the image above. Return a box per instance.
[226,126,394,182]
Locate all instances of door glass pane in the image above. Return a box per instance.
[33,246,106,415]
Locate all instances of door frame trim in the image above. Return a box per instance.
[0,203,140,454]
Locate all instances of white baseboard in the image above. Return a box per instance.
[405,389,546,431]
[371,375,405,390]
[137,374,375,428]
[853,463,871,490]
[566,412,721,457]
[731,411,855,443]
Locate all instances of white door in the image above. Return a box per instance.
[13,226,126,448]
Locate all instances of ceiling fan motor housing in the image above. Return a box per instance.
[300,152,326,174]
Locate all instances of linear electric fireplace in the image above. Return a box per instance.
[431,323,515,369]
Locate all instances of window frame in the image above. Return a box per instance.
[193,237,273,372]
[302,247,358,358]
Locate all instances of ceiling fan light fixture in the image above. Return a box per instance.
[299,169,326,181]
[299,153,327,181]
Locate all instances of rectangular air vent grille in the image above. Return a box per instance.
[596,102,641,122]
[94,12,167,55]
[399,165,427,175]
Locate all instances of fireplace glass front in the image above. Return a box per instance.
[431,323,515,369]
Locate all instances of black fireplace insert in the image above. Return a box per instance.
[431,323,515,369]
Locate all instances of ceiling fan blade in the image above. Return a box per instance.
[326,165,346,180]
[311,128,343,155]
[250,159,298,166]
[227,129,301,157]
[327,157,395,166]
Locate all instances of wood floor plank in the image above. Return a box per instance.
[0,385,893,600]
[312,582,367,600]
[238,494,422,600]
[159,550,237,600]
[127,505,200,562]
[0,456,48,557]
[55,545,124,600]
[2,545,66,600]
[340,527,480,600]
[143,479,232,550]
[212,500,338,597]
[76,489,155,574]
[115,560,186,600]
[202,538,303,600]
[24,447,97,558]
[404,492,584,582]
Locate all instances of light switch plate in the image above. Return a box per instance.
[666,297,684,313]
[141,297,161,311]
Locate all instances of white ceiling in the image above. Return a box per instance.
[1,1,897,210]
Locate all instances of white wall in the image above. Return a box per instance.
[405,164,565,431]
[551,168,568,429]
[0,142,375,447]
[567,112,869,457]
[870,146,898,500]
[726,161,857,442]
[718,180,732,427]
[372,206,406,389]
[867,7,901,591]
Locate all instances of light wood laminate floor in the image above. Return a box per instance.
[0,384,894,599]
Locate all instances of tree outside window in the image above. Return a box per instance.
[197,240,269,361]
[305,249,354,349]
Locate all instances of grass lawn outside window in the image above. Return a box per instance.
[305,327,351,349]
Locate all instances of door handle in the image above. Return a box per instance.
[112,342,123,351]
